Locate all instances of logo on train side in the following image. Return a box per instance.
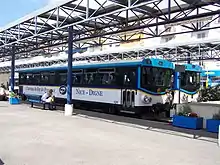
[59,86,67,95]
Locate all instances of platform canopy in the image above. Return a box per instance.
[0,0,220,63]
[0,38,220,73]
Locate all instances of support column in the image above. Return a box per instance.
[65,26,73,116]
[174,72,181,104]
[10,45,15,92]
[168,0,171,20]
[86,0,89,19]
[218,125,220,147]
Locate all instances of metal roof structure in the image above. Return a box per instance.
[1,37,220,72]
[0,0,220,63]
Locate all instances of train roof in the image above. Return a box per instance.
[201,70,220,77]
[184,63,202,72]
[174,63,202,72]
[17,58,174,73]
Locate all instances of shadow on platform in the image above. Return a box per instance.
[71,109,218,143]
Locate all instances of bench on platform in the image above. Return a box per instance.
[27,95,56,110]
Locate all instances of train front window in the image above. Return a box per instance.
[180,71,200,92]
[141,67,172,93]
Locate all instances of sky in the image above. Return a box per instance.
[0,0,65,28]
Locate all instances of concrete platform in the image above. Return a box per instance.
[0,102,219,165]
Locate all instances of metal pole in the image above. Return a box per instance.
[218,125,220,147]
[168,0,171,20]
[65,26,74,116]
[86,0,89,19]
[178,76,181,104]
[10,45,15,92]
[176,72,181,104]
[128,0,131,7]
[67,26,73,105]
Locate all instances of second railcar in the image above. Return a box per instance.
[173,64,202,104]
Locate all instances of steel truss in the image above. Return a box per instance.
[0,58,67,73]
[0,0,220,62]
[1,38,220,73]
[72,39,220,62]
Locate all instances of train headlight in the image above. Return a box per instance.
[142,95,152,104]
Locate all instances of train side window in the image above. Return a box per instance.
[108,73,115,85]
[93,72,102,85]
[33,73,41,85]
[78,67,118,87]
[73,74,83,85]
[26,74,34,85]
[72,69,83,85]
[20,73,27,85]
[83,73,96,85]
[88,73,95,84]
[83,68,98,85]
[120,67,136,88]
[99,68,116,86]
[115,68,123,87]
[50,72,56,85]
[54,71,60,85]
[101,73,109,85]
[41,72,50,85]
[58,71,67,85]
[83,74,89,84]
[102,73,116,85]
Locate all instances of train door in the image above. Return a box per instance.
[119,67,136,110]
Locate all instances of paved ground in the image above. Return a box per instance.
[0,102,219,165]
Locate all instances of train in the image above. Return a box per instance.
[201,70,220,88]
[17,58,174,117]
[16,58,202,118]
[172,63,202,104]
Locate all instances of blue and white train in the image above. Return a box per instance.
[172,64,202,104]
[201,70,220,88]
[18,58,174,117]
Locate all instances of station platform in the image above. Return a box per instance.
[0,102,219,165]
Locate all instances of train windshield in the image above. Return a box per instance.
[180,71,200,92]
[141,67,173,93]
